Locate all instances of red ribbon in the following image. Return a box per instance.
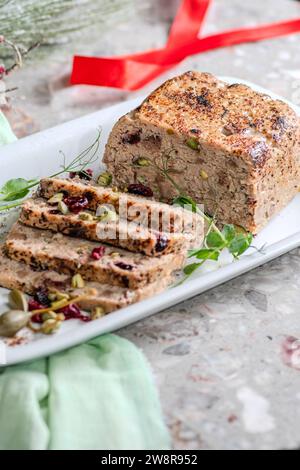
[70,0,300,91]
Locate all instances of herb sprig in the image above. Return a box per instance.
[0,130,101,212]
[173,196,253,281]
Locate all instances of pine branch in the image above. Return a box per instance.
[0,0,133,57]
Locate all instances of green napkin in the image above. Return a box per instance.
[0,335,171,450]
[0,111,17,146]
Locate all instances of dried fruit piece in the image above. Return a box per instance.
[115,262,134,271]
[122,131,141,144]
[71,273,85,288]
[9,289,28,312]
[34,288,50,307]
[155,234,169,253]
[63,196,89,214]
[91,246,106,260]
[28,299,46,311]
[127,183,153,197]
[0,310,31,337]
[59,303,81,320]
[97,172,112,187]
[31,313,43,324]
[59,303,90,322]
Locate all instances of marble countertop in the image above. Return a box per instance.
[7,0,300,450]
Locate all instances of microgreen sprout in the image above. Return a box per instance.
[0,129,101,212]
[173,196,253,282]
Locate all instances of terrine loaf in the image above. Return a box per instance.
[103,71,300,233]
[20,198,187,256]
[39,177,203,240]
[6,222,185,289]
[0,247,174,313]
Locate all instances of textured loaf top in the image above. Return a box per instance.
[136,71,300,167]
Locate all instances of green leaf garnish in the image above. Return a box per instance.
[229,233,253,257]
[206,231,225,249]
[195,249,220,261]
[0,178,38,202]
[184,263,202,275]
[184,220,253,280]
[188,248,220,261]
[222,224,236,243]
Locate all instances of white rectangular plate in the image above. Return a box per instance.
[1,77,300,366]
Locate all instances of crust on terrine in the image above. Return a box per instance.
[103,71,300,233]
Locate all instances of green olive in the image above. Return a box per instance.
[0,310,31,337]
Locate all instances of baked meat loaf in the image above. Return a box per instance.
[0,246,173,313]
[103,71,300,233]
[20,198,188,257]
[6,222,185,289]
[39,177,203,242]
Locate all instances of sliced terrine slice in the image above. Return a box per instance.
[38,177,203,243]
[0,246,174,313]
[6,222,185,289]
[103,71,300,233]
[20,198,188,256]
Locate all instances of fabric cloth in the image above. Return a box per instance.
[0,335,171,450]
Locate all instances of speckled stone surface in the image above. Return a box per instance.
[6,0,300,450]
